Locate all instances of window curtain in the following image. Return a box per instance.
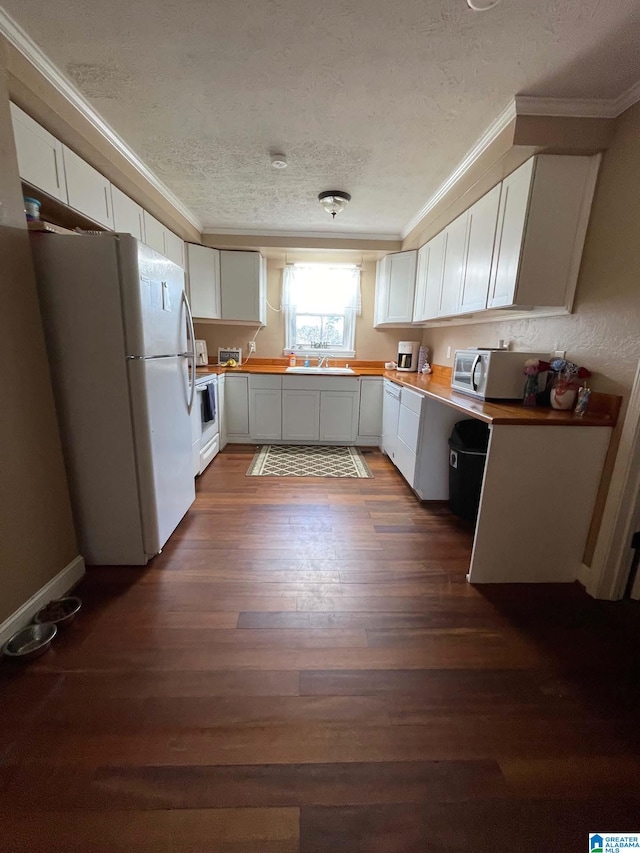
[281,264,361,315]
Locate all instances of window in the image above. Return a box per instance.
[282,264,361,357]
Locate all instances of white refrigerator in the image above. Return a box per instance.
[31,233,196,565]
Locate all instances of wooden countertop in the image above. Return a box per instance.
[382,371,621,427]
[196,360,621,427]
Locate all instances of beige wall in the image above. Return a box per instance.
[0,46,78,623]
[421,101,640,403]
[194,253,416,362]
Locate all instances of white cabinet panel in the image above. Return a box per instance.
[63,147,113,228]
[111,186,144,240]
[282,390,320,441]
[358,378,383,438]
[143,211,166,255]
[438,212,468,317]
[217,375,227,450]
[488,159,534,309]
[164,229,184,269]
[319,392,359,442]
[412,243,430,323]
[220,250,266,323]
[397,401,421,454]
[10,103,67,203]
[459,184,501,313]
[374,250,417,326]
[249,389,282,440]
[187,244,221,319]
[394,438,417,486]
[225,374,250,437]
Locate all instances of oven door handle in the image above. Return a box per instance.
[471,354,482,392]
[182,290,196,413]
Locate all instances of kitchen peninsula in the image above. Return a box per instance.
[198,359,621,586]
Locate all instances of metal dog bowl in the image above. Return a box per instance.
[34,596,82,627]
[2,622,57,661]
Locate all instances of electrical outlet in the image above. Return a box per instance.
[446,346,452,359]
[554,349,566,359]
[248,341,256,353]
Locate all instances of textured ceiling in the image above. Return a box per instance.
[4,0,640,236]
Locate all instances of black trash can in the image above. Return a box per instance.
[448,419,490,522]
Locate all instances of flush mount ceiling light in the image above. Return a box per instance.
[466,0,502,9]
[318,191,351,219]
[271,154,287,169]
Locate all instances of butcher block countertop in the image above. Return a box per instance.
[196,359,621,427]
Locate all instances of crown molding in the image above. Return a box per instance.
[0,8,202,232]
[401,99,517,240]
[202,226,402,242]
[516,79,640,119]
[613,78,640,116]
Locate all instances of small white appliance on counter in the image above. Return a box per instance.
[397,341,422,372]
[451,348,550,400]
[194,339,208,366]
[30,233,196,565]
[218,346,242,365]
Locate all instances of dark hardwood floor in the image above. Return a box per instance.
[2,447,640,852]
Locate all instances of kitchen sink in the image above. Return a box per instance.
[285,366,355,375]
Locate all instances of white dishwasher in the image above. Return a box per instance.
[382,380,401,462]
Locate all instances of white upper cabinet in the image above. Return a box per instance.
[10,103,68,204]
[488,159,534,309]
[187,244,221,319]
[110,185,145,241]
[142,211,166,255]
[488,155,597,310]
[164,229,185,269]
[63,147,113,229]
[220,250,267,324]
[458,183,501,313]
[374,250,417,327]
[413,230,446,322]
[438,211,468,317]
[142,211,184,267]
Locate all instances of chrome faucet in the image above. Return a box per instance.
[317,354,333,369]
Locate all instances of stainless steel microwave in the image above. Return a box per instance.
[451,349,549,400]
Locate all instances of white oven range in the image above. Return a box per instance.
[192,373,220,475]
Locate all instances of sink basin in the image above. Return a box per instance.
[285,366,355,375]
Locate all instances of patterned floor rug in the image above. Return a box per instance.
[246,445,373,478]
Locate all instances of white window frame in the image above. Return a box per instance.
[282,263,360,359]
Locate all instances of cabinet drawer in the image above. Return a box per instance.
[397,403,421,453]
[395,437,417,486]
[399,387,424,415]
[249,375,282,390]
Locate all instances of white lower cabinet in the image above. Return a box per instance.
[225,374,250,439]
[357,378,383,442]
[249,376,282,440]
[394,387,424,486]
[319,391,359,443]
[282,390,320,441]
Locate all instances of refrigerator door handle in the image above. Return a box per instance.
[182,290,196,413]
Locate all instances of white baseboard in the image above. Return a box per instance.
[0,554,85,647]
[577,561,592,591]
